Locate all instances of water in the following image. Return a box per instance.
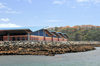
[0,47,100,66]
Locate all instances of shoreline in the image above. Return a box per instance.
[0,44,97,56]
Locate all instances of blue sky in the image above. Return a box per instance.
[0,0,100,27]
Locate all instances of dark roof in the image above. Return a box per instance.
[57,32,65,38]
[51,32,60,37]
[63,33,69,38]
[44,29,53,36]
[0,26,46,35]
[0,26,45,32]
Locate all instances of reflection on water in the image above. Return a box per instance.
[0,47,100,66]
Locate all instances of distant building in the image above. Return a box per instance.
[57,32,67,41]
[0,27,68,41]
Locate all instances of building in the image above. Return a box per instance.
[0,27,68,41]
[57,32,66,41]
[51,31,60,41]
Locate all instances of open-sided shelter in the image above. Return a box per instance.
[50,31,60,41]
[0,27,68,41]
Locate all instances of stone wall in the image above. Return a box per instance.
[0,41,96,56]
[0,41,100,46]
[0,41,100,56]
[66,41,100,45]
[0,41,69,46]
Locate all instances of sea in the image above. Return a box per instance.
[0,47,100,66]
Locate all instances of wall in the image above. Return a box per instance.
[0,41,67,46]
[3,35,67,41]
[62,41,100,45]
[3,35,28,41]
[0,41,100,46]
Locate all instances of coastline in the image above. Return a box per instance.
[0,43,97,56]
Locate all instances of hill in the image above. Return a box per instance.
[49,25,100,41]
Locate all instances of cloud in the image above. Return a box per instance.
[93,0,100,4]
[53,0,66,5]
[0,10,21,14]
[76,0,90,3]
[0,2,21,14]
[0,3,6,9]
[0,18,10,22]
[5,10,21,14]
[28,0,32,4]
[71,6,76,8]
[17,0,32,4]
[52,0,100,6]
[75,0,100,7]
[0,23,21,28]
[0,18,21,28]
[76,0,100,4]
[47,19,62,22]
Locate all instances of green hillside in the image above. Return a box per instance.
[49,25,100,41]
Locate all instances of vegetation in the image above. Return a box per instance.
[49,25,100,41]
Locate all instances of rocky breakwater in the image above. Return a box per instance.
[0,41,95,56]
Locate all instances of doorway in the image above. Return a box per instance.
[0,36,3,41]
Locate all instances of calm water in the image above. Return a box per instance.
[0,47,100,66]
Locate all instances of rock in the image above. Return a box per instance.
[0,41,97,56]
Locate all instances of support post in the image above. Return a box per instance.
[38,30,40,41]
[43,30,46,41]
[63,38,64,41]
[58,37,59,41]
[51,36,53,42]
[7,33,9,41]
[28,32,30,41]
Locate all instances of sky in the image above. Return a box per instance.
[0,0,100,27]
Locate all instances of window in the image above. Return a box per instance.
[0,36,3,41]
[22,37,25,41]
[17,37,20,41]
[12,37,16,41]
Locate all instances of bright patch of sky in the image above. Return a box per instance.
[0,0,100,27]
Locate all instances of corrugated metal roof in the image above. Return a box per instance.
[57,32,65,38]
[57,32,62,33]
[0,26,46,32]
[28,26,46,32]
[49,30,56,32]
[62,33,66,34]
[63,33,69,38]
